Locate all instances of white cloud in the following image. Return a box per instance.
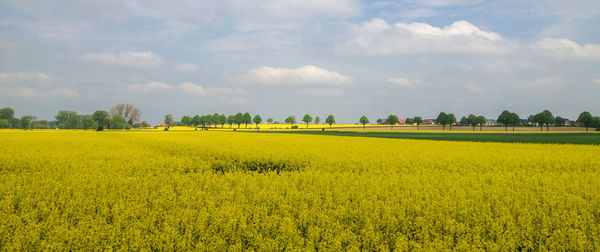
[174,63,199,72]
[593,79,600,85]
[301,88,344,96]
[535,38,600,61]
[247,65,352,85]
[463,84,484,92]
[0,71,52,83]
[387,77,420,88]
[178,82,244,96]
[128,81,174,93]
[51,87,79,98]
[0,86,39,97]
[341,18,508,55]
[81,51,164,67]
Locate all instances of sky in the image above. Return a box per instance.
[0,0,599,123]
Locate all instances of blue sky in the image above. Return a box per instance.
[1,0,599,123]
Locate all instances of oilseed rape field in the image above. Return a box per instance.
[1,131,599,250]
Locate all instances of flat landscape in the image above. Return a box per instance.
[1,130,599,250]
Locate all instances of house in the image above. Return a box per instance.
[423,119,436,125]
[485,119,498,126]
[397,118,407,125]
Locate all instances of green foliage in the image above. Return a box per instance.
[92,111,109,130]
[285,116,296,126]
[359,115,369,129]
[314,116,320,124]
[302,114,312,128]
[55,110,79,129]
[387,115,398,129]
[243,112,252,128]
[413,116,423,130]
[0,107,15,120]
[577,112,595,131]
[533,110,554,131]
[253,114,262,127]
[325,115,335,128]
[164,114,174,127]
[111,115,129,129]
[181,115,192,126]
[0,119,9,128]
[19,116,34,130]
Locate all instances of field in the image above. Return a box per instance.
[1,130,600,250]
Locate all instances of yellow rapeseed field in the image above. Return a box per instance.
[1,130,599,250]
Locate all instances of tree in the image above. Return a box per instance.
[219,114,227,128]
[227,115,235,128]
[80,115,97,130]
[405,117,414,125]
[253,114,262,128]
[466,114,478,131]
[243,112,252,128]
[19,116,34,130]
[213,113,220,127]
[55,110,78,129]
[111,115,128,129]
[577,111,595,131]
[181,116,192,126]
[285,116,296,127]
[0,107,14,121]
[302,114,313,128]
[92,110,109,130]
[497,110,512,132]
[164,114,174,128]
[32,120,50,129]
[234,113,244,128]
[191,115,200,127]
[0,119,10,128]
[509,113,521,131]
[387,115,398,130]
[554,116,566,126]
[413,116,423,130]
[533,110,554,131]
[325,115,335,128]
[359,116,369,129]
[476,116,487,131]
[447,113,456,131]
[314,116,320,124]
[267,118,274,124]
[436,112,450,131]
[110,104,141,126]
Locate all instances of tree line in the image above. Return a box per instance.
[2,105,599,131]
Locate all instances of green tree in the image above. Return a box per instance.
[253,114,262,128]
[285,116,296,127]
[554,116,566,126]
[413,116,423,130]
[0,107,14,122]
[577,112,594,131]
[314,116,320,124]
[387,114,399,130]
[192,115,201,127]
[111,115,128,129]
[302,114,313,128]
[227,115,235,128]
[325,115,335,128]
[266,118,274,124]
[476,116,487,131]
[533,110,554,131]
[436,112,450,131]
[92,110,109,131]
[405,117,414,125]
[80,115,97,130]
[0,119,11,128]
[164,114,174,128]
[55,110,78,129]
[181,115,192,126]
[497,110,512,132]
[234,113,244,128]
[243,112,252,128]
[359,115,369,129]
[218,114,227,128]
[32,120,50,129]
[448,113,456,131]
[19,116,34,130]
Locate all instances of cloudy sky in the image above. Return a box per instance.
[1,0,599,123]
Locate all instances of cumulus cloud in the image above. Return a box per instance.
[174,63,199,72]
[0,71,52,83]
[51,87,80,98]
[247,65,352,85]
[535,38,600,61]
[387,77,420,88]
[341,18,508,54]
[0,86,39,97]
[128,81,174,93]
[81,51,164,67]
[178,82,244,96]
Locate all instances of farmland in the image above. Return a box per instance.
[1,130,599,250]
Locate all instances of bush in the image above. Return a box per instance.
[291,125,299,129]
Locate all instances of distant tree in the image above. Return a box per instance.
[234,113,244,128]
[325,115,335,128]
[32,120,50,129]
[111,115,128,129]
[460,116,469,126]
[190,115,199,127]
[243,112,252,128]
[266,118,274,124]
[55,110,78,129]
[533,110,554,131]
[302,114,313,128]
[405,117,414,125]
[359,115,369,129]
[413,116,423,130]
[164,114,174,128]
[387,115,399,130]
[436,112,450,131]
[92,110,110,130]
[140,121,149,127]
[212,113,220,127]
[497,110,512,132]
[80,115,96,130]
[476,116,487,131]
[253,114,262,128]
[314,116,320,124]
[110,104,141,126]
[577,111,595,131]
[227,115,235,128]
[376,118,383,124]
[0,107,14,122]
[0,119,10,128]
[19,116,34,130]
[219,114,227,128]
[447,113,456,131]
[285,116,296,127]
[554,116,566,126]
[465,114,478,131]
[181,116,192,126]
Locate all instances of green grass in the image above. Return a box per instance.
[253,131,600,145]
